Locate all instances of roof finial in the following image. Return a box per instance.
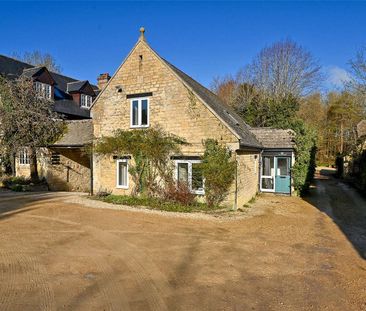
[139,27,145,41]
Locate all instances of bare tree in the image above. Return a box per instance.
[242,39,322,99]
[12,51,62,73]
[0,76,64,180]
[348,47,366,111]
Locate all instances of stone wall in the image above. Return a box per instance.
[15,148,90,192]
[44,148,90,192]
[236,151,260,208]
[92,39,241,197]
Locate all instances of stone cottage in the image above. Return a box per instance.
[90,28,295,208]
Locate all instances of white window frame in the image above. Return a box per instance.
[130,97,150,128]
[260,156,275,193]
[35,82,52,99]
[19,149,30,165]
[80,94,92,109]
[175,160,204,195]
[116,159,129,189]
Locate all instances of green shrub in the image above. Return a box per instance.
[1,176,31,188]
[200,139,236,207]
[10,184,25,192]
[290,120,317,195]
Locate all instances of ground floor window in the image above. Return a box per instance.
[116,159,128,189]
[19,149,30,165]
[175,160,204,195]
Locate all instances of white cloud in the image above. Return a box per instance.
[325,66,351,90]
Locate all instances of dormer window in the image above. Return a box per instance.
[34,82,52,99]
[81,94,92,108]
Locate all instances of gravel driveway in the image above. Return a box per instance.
[0,170,365,311]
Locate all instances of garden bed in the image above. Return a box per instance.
[91,194,225,213]
[0,176,48,192]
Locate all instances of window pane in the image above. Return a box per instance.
[132,100,139,125]
[177,163,188,184]
[262,156,274,176]
[192,163,203,191]
[261,177,274,190]
[277,158,290,176]
[141,99,148,125]
[118,161,128,187]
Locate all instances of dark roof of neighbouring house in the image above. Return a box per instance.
[52,120,93,147]
[250,128,295,149]
[67,80,88,93]
[22,66,44,78]
[53,100,90,119]
[0,54,33,78]
[357,120,366,138]
[0,54,97,118]
[161,59,262,149]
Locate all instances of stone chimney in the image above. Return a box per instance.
[97,73,111,91]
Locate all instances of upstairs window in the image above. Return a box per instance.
[34,82,52,99]
[130,98,149,128]
[19,149,30,165]
[81,94,92,108]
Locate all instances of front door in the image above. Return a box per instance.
[275,157,291,194]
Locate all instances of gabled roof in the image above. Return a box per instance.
[250,128,295,149]
[22,66,44,78]
[67,80,88,93]
[90,36,262,148]
[162,59,262,149]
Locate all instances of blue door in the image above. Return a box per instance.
[275,157,291,194]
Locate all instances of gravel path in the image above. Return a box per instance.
[0,171,365,310]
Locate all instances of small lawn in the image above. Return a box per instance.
[91,194,224,213]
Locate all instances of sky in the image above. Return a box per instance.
[1,1,365,91]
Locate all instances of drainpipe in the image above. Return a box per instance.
[89,145,94,196]
[234,154,238,211]
[258,149,263,192]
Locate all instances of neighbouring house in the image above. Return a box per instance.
[0,54,101,190]
[90,28,295,207]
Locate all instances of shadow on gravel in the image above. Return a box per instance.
[304,168,366,260]
[0,192,52,221]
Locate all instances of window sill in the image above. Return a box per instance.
[116,185,129,189]
[130,125,150,129]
